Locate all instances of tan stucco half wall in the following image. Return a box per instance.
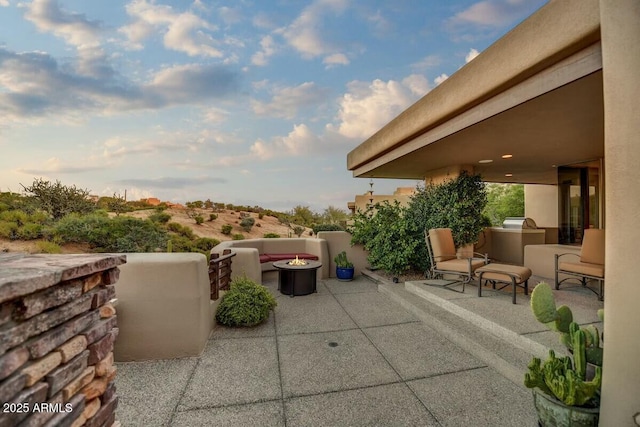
[114,253,214,362]
[347,0,600,172]
[316,231,369,277]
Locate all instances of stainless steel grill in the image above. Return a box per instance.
[502,217,537,229]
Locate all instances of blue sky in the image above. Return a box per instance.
[0,0,546,212]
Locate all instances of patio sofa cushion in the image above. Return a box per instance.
[260,253,319,262]
[558,261,604,278]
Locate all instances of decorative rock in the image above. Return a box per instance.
[81,375,108,401]
[99,303,116,319]
[82,273,102,293]
[101,268,120,285]
[84,395,117,427]
[62,366,94,401]
[16,280,83,320]
[94,352,114,377]
[0,372,26,404]
[27,310,98,359]
[0,346,29,381]
[42,391,85,427]
[91,286,115,309]
[23,351,62,387]
[82,397,101,421]
[0,301,13,326]
[0,293,92,354]
[82,316,117,346]
[46,350,89,398]
[87,329,117,365]
[101,381,116,405]
[17,391,63,426]
[56,335,88,364]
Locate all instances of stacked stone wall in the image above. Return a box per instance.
[0,254,125,427]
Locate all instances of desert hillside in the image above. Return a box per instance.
[0,207,312,255]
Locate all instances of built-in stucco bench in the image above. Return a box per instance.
[211,238,329,284]
[475,263,532,304]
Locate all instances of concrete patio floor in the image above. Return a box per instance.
[115,273,603,426]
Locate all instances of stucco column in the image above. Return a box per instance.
[599,0,640,425]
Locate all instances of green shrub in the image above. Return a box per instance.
[195,215,204,225]
[312,223,345,234]
[149,211,172,224]
[263,233,280,238]
[232,233,244,240]
[193,237,220,252]
[221,224,233,235]
[209,213,217,221]
[166,222,195,239]
[36,240,62,254]
[240,217,255,232]
[292,225,305,237]
[17,223,43,240]
[168,235,195,252]
[215,276,277,327]
[0,221,18,239]
[0,210,29,226]
[258,213,264,219]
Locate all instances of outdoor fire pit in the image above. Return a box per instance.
[273,258,322,297]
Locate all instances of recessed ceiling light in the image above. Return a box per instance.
[501,154,513,159]
[478,159,493,164]
[505,173,513,177]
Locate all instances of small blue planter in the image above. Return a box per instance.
[336,267,355,281]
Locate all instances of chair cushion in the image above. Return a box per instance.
[580,229,605,265]
[559,261,604,278]
[260,253,320,263]
[475,263,532,283]
[429,228,456,262]
[436,258,486,273]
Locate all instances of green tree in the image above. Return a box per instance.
[289,205,318,227]
[106,193,130,216]
[321,205,349,224]
[204,199,214,209]
[21,178,96,220]
[483,183,525,226]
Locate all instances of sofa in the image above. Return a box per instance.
[211,238,330,284]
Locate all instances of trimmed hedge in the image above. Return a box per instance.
[215,276,277,327]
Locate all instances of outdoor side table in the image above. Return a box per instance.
[273,259,322,297]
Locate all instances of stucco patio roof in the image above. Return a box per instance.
[347,0,604,185]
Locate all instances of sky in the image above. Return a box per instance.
[0,0,547,212]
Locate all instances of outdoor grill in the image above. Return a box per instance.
[502,217,538,230]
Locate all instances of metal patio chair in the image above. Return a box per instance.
[555,228,605,300]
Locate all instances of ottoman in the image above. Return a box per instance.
[475,263,532,304]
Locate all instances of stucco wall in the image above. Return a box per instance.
[524,184,558,228]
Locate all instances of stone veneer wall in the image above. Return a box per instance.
[0,253,126,427]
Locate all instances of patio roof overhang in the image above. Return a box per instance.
[347,0,604,185]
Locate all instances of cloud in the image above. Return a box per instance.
[218,6,242,26]
[323,53,349,68]
[114,176,226,189]
[18,157,106,175]
[434,73,449,86]
[202,107,229,124]
[0,48,240,121]
[251,35,277,66]
[100,136,188,159]
[0,0,9,6]
[251,124,320,160]
[412,54,442,71]
[280,0,348,59]
[25,0,103,48]
[120,0,222,57]
[449,0,539,28]
[328,76,429,139]
[465,48,479,63]
[251,82,329,119]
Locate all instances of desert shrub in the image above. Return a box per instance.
[168,235,194,252]
[195,215,204,225]
[215,276,277,327]
[240,217,255,232]
[221,224,233,235]
[232,233,244,240]
[166,222,195,239]
[149,211,172,224]
[36,241,62,254]
[0,221,18,239]
[193,237,220,252]
[54,213,167,252]
[258,213,264,219]
[21,178,96,220]
[209,213,217,221]
[312,223,345,234]
[292,225,305,237]
[263,233,280,238]
[16,223,43,240]
[0,210,29,226]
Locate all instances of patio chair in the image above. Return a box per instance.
[424,228,488,292]
[555,228,605,300]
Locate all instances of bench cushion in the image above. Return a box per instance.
[436,258,486,273]
[259,253,320,263]
[559,261,604,278]
[475,263,532,283]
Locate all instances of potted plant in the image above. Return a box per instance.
[524,282,603,426]
[334,251,354,281]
